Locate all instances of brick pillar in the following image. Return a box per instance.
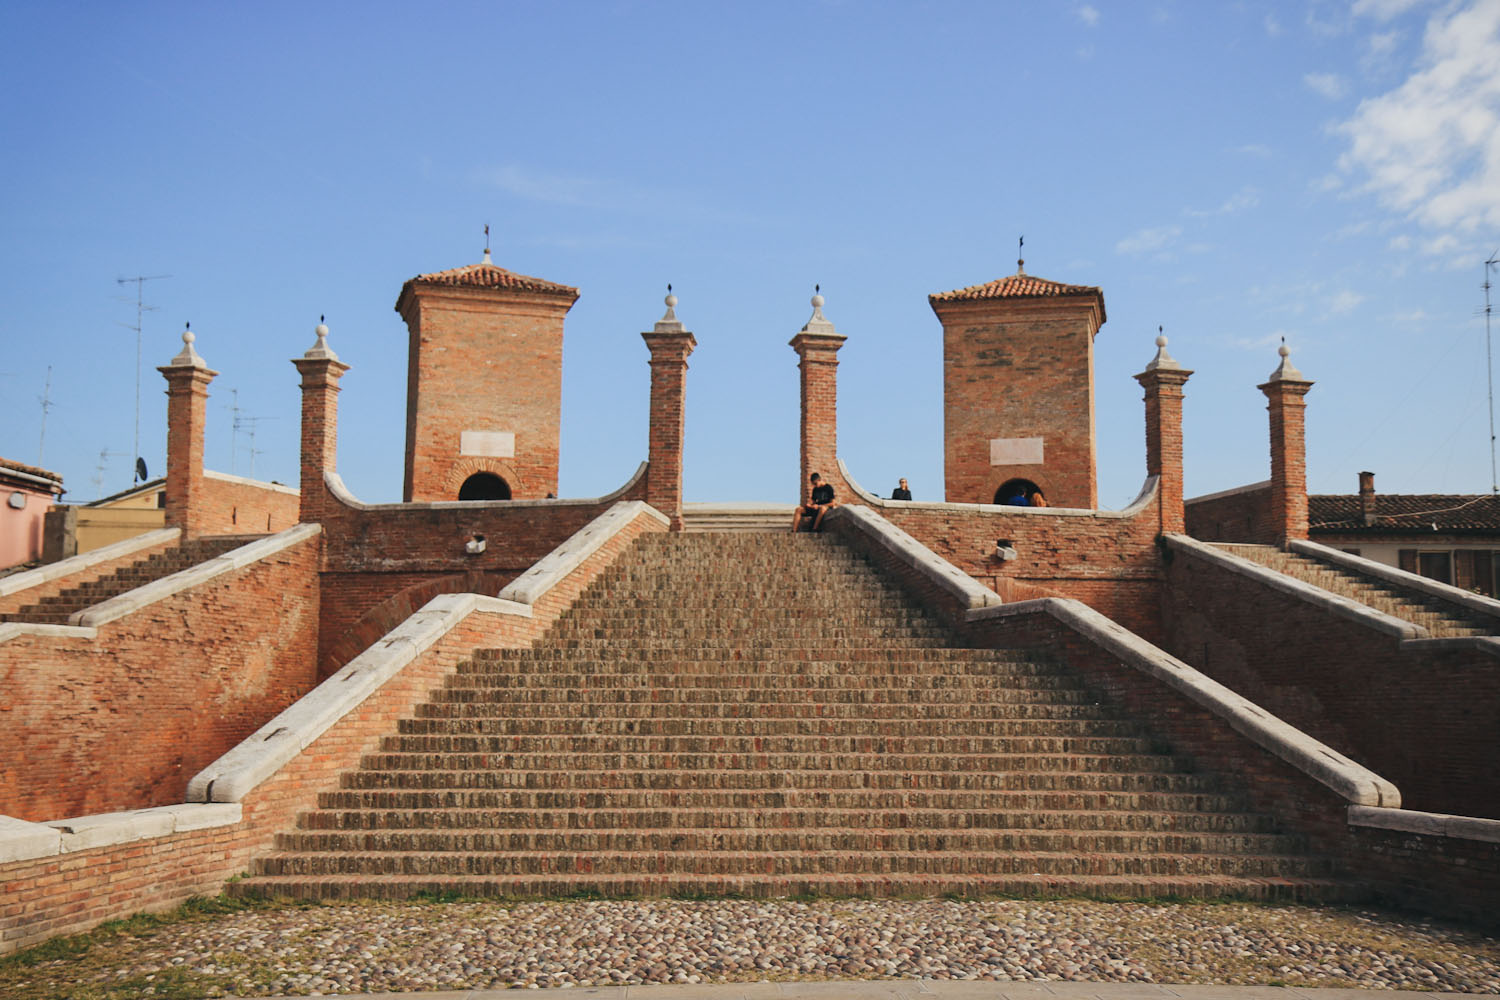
[789,290,849,502]
[291,319,351,524]
[157,326,218,538]
[1259,345,1315,544]
[1359,470,1377,526]
[640,291,696,530]
[1134,331,1192,536]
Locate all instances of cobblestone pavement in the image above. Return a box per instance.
[2,898,1497,999]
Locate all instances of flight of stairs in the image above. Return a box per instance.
[1215,544,1493,638]
[1,536,258,625]
[236,532,1340,902]
[680,504,796,533]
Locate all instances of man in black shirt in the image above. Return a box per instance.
[791,472,838,532]
[891,478,912,501]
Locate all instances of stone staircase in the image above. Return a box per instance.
[1215,544,1493,638]
[236,532,1341,902]
[1,535,258,625]
[680,504,794,533]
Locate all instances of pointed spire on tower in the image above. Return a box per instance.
[1017,235,1025,275]
[482,223,492,265]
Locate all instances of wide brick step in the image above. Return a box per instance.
[304,799,1265,830]
[274,827,1306,859]
[474,647,1030,665]
[250,848,1326,879]
[335,768,1226,795]
[231,872,1350,904]
[418,688,1103,712]
[396,710,1134,731]
[352,751,1196,775]
[534,636,954,652]
[380,732,1160,754]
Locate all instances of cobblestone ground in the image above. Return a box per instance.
[2,898,1498,999]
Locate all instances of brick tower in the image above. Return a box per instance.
[930,258,1106,509]
[395,250,579,502]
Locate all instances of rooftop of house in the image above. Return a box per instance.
[0,457,64,494]
[1310,492,1500,535]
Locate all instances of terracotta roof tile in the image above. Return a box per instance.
[930,272,1104,305]
[0,456,64,489]
[1310,493,1500,534]
[401,262,578,299]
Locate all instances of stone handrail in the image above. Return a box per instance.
[837,458,1160,519]
[323,462,647,512]
[0,527,179,598]
[500,501,668,605]
[827,504,1001,611]
[1290,537,1500,624]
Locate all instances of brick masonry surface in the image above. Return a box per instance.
[936,297,1101,509]
[398,287,573,502]
[1160,542,1500,819]
[1186,484,1277,543]
[196,476,300,536]
[0,532,321,821]
[0,507,664,955]
[0,535,179,618]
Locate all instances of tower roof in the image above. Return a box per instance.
[399,261,579,301]
[929,272,1106,322]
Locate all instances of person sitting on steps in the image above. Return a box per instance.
[791,472,838,532]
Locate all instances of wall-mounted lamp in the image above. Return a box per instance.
[465,533,487,555]
[994,539,1017,562]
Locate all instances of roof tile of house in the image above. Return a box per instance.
[401,262,578,299]
[1310,493,1500,534]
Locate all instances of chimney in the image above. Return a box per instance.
[1359,470,1376,527]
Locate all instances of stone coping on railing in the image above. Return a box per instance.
[500,501,668,605]
[324,462,646,513]
[1291,537,1500,625]
[186,592,530,804]
[72,524,322,629]
[187,500,662,804]
[838,459,1159,519]
[1348,805,1500,844]
[0,527,180,598]
[1184,479,1272,505]
[968,598,1403,809]
[0,804,243,865]
[203,468,300,495]
[826,505,1002,611]
[1163,533,1423,640]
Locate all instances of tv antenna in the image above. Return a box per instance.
[116,274,170,483]
[92,447,129,500]
[1486,252,1499,494]
[236,412,278,479]
[37,366,54,464]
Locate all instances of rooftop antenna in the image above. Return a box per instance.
[92,447,128,500]
[1486,252,1499,494]
[227,388,242,474]
[37,366,54,464]
[116,274,170,483]
[237,414,278,479]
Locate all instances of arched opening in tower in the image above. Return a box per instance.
[458,472,511,501]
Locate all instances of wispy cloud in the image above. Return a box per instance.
[1231,330,1293,352]
[1186,186,1260,217]
[1353,0,1432,21]
[1335,0,1500,235]
[477,162,770,229]
[1234,143,1274,158]
[1329,289,1365,314]
[1077,4,1100,27]
[1115,224,1182,255]
[1304,72,1348,99]
[1264,13,1283,36]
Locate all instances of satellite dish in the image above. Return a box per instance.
[135,457,148,482]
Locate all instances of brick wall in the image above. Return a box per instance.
[0,532,320,821]
[0,506,663,954]
[935,296,1102,509]
[196,473,301,536]
[1160,542,1500,818]
[1185,482,1275,543]
[874,502,1167,641]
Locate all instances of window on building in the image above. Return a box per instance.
[1397,547,1500,596]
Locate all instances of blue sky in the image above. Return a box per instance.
[3,0,1499,507]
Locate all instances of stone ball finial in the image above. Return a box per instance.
[1156,333,1167,349]
[1279,343,1290,359]
[182,326,194,346]
[811,292,825,309]
[315,319,329,339]
[665,292,678,309]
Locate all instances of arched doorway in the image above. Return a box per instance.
[994,478,1041,506]
[458,472,511,501]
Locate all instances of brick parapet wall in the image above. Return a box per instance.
[196,472,300,536]
[1160,536,1500,819]
[838,470,1167,640]
[0,504,666,955]
[1185,481,1275,543]
[0,530,180,617]
[0,530,321,821]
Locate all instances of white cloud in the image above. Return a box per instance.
[1264,13,1283,36]
[1232,331,1292,351]
[1367,29,1400,56]
[1234,143,1274,158]
[1304,72,1349,99]
[1388,233,1414,249]
[1115,224,1182,255]
[1353,0,1431,21]
[1329,289,1365,313]
[482,164,612,207]
[1187,186,1260,217]
[1335,0,1500,235]
[1077,4,1100,26]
